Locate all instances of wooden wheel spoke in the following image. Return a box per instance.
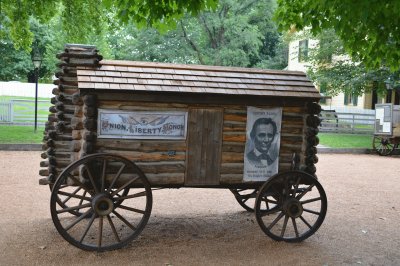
[67,174,92,193]
[303,208,320,215]
[107,215,121,243]
[58,190,91,202]
[280,215,289,237]
[299,215,312,229]
[292,217,299,237]
[85,166,99,194]
[79,213,96,243]
[79,191,87,207]
[107,164,126,193]
[98,216,103,248]
[64,209,92,231]
[267,212,284,230]
[60,187,82,204]
[111,176,139,197]
[294,175,302,197]
[296,184,315,200]
[118,204,146,214]
[300,197,321,204]
[115,191,147,201]
[113,210,137,231]
[101,159,107,192]
[57,202,92,214]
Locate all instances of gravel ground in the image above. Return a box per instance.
[0,151,399,266]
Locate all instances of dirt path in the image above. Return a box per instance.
[0,151,399,265]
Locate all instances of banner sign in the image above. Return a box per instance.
[98,109,187,139]
[243,107,282,181]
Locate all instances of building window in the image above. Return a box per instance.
[344,93,358,106]
[319,82,327,104]
[298,40,309,62]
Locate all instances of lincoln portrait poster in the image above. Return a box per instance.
[243,107,282,181]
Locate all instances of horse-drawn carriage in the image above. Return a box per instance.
[372,103,400,155]
[39,44,327,251]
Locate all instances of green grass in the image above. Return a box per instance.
[0,125,44,144]
[318,133,373,148]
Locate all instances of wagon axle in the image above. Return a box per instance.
[283,198,303,219]
[92,194,114,216]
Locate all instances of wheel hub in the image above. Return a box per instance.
[92,194,114,216]
[283,198,303,218]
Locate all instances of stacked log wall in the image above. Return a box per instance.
[39,45,102,184]
[95,98,308,186]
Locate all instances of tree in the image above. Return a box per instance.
[274,0,400,71]
[106,0,287,69]
[0,0,218,51]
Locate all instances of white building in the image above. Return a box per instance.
[287,38,398,111]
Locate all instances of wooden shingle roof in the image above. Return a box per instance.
[77,60,320,99]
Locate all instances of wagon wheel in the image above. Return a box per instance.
[230,189,258,212]
[50,153,152,251]
[255,171,327,242]
[373,136,395,156]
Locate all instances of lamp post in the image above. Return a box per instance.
[32,49,42,133]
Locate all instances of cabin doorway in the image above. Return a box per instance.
[185,108,223,186]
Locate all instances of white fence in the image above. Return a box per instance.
[319,109,375,134]
[0,81,53,98]
[0,99,49,126]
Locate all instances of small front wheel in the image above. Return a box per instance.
[50,153,152,251]
[255,171,327,242]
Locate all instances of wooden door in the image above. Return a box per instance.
[185,108,223,186]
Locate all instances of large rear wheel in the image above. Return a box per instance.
[50,153,152,251]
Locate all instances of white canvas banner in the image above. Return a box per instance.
[243,107,282,181]
[98,109,187,139]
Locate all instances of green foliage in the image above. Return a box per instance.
[0,0,218,51]
[301,29,398,97]
[105,0,287,69]
[275,0,400,71]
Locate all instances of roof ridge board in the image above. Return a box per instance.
[99,60,307,76]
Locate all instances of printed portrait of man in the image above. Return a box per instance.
[246,117,279,167]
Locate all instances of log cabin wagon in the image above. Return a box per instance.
[40,44,327,251]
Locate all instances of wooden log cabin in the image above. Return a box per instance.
[39,44,321,188]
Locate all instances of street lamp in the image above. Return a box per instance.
[32,48,42,133]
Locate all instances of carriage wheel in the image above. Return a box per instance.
[255,171,327,242]
[50,153,152,251]
[373,136,395,156]
[230,189,258,212]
